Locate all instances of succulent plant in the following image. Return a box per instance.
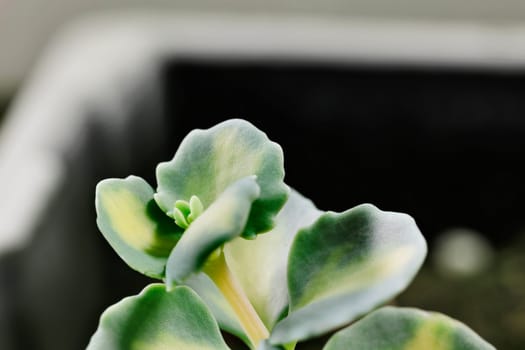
[88,119,494,350]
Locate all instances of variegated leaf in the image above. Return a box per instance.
[177,189,319,349]
[166,176,260,285]
[271,204,427,344]
[155,119,288,239]
[87,284,231,350]
[95,176,182,278]
[225,189,322,329]
[323,307,495,350]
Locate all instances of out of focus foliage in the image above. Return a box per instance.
[399,234,525,350]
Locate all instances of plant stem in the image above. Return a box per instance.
[204,250,269,348]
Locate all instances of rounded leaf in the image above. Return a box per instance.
[87,284,231,350]
[95,176,182,278]
[271,204,427,344]
[323,307,495,350]
[155,119,288,239]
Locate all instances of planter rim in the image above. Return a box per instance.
[2,12,525,253]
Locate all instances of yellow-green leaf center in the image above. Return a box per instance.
[173,195,204,229]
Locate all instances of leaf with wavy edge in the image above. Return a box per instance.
[87,284,231,350]
[95,176,182,278]
[176,189,319,349]
[271,204,427,344]
[155,119,288,239]
[166,176,260,285]
[323,307,495,350]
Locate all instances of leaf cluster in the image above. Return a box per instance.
[89,119,494,350]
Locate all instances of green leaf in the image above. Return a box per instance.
[225,189,322,329]
[271,204,427,344]
[95,176,182,278]
[166,176,260,285]
[323,306,495,350]
[87,284,231,350]
[155,119,288,239]
[187,189,320,348]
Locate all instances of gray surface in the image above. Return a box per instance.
[7,13,525,255]
[0,18,167,348]
[3,1,525,92]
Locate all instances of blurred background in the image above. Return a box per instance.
[2,1,525,349]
